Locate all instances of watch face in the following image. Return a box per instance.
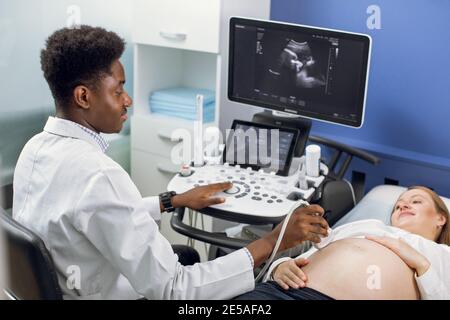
[161,191,172,197]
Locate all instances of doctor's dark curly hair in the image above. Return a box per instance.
[40,25,125,107]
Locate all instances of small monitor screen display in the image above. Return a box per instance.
[228,18,371,127]
[224,120,299,176]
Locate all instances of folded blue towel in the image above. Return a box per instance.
[150,100,215,113]
[150,87,215,106]
[151,103,215,114]
[151,108,215,118]
[151,109,215,122]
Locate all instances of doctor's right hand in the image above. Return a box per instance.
[245,205,328,269]
[273,258,309,290]
[270,204,329,252]
[171,182,233,210]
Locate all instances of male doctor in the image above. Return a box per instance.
[12,26,329,300]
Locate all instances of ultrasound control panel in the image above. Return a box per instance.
[168,160,328,219]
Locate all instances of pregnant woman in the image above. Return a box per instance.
[235,186,450,300]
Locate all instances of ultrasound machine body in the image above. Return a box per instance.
[168,17,379,250]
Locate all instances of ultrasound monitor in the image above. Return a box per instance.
[228,17,371,128]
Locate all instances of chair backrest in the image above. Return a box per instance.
[0,208,62,300]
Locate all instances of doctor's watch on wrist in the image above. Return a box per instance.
[159,191,177,213]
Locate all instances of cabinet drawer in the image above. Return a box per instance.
[131,150,180,197]
[131,115,194,161]
[132,0,220,53]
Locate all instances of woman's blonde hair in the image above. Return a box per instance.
[401,186,450,245]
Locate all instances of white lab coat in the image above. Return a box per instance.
[12,117,254,300]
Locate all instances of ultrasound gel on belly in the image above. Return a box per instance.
[313,228,334,249]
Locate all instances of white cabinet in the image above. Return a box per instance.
[130,0,270,259]
[132,114,194,158]
[133,0,221,53]
[131,148,180,197]
[132,45,218,117]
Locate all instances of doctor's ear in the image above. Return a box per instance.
[73,85,91,110]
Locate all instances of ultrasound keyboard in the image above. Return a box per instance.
[168,160,327,219]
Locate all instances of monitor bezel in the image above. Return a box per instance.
[228,17,372,128]
[223,119,300,176]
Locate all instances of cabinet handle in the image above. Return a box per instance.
[157,164,179,175]
[159,31,187,42]
[157,131,183,142]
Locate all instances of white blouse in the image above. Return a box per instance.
[265,219,450,300]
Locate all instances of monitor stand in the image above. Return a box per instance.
[251,110,312,157]
[271,110,302,118]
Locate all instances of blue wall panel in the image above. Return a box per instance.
[272,0,450,196]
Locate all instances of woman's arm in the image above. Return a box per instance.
[366,235,450,299]
[365,236,430,276]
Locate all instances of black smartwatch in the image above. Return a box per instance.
[159,191,177,212]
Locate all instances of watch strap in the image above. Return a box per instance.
[159,191,176,212]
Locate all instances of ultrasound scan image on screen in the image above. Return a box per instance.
[229,18,371,127]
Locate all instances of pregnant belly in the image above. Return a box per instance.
[301,238,420,300]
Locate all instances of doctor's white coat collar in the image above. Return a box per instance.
[44,116,109,153]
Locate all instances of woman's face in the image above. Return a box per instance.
[391,189,446,241]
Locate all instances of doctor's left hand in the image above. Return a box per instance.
[171,182,233,210]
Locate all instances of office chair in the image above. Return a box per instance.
[171,244,200,266]
[0,208,63,300]
[0,207,201,300]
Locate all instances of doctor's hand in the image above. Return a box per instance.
[171,182,233,210]
[272,204,328,252]
[273,258,309,290]
[365,235,431,276]
[246,205,328,268]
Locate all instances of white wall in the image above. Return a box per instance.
[0,0,134,114]
[0,0,135,182]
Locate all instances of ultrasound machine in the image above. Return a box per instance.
[168,17,380,250]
